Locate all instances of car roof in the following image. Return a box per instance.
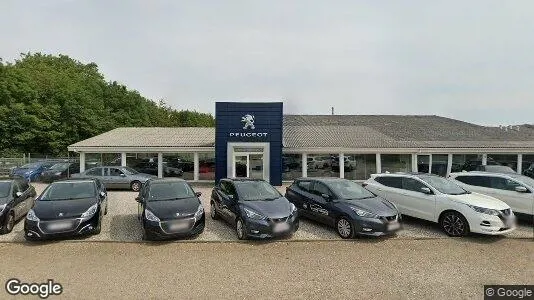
[371,172,439,177]
[55,178,98,183]
[147,178,186,183]
[449,171,521,177]
[222,178,266,182]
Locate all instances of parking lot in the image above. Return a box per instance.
[0,183,532,243]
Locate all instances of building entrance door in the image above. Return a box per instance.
[232,153,264,179]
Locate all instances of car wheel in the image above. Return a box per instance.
[336,217,355,239]
[142,230,153,241]
[1,212,15,234]
[440,211,469,237]
[210,202,219,220]
[236,218,247,240]
[104,203,108,215]
[93,219,102,234]
[131,181,142,192]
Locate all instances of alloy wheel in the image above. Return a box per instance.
[442,213,467,236]
[337,218,352,238]
[131,181,141,192]
[6,214,14,232]
[210,203,217,219]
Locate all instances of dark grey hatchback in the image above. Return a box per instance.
[285,178,401,238]
[210,178,299,240]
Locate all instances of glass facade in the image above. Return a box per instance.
[344,154,376,180]
[198,152,215,180]
[487,154,518,171]
[306,154,339,178]
[126,153,159,176]
[282,154,302,181]
[162,153,194,180]
[84,153,102,170]
[417,155,430,173]
[431,154,449,177]
[451,154,482,172]
[523,155,534,178]
[381,154,411,173]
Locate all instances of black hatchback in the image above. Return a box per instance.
[136,178,205,240]
[24,178,108,241]
[285,178,401,239]
[0,178,36,234]
[210,178,299,240]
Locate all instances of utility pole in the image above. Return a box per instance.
[331,107,334,115]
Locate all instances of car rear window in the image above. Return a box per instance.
[296,181,311,192]
[375,176,402,189]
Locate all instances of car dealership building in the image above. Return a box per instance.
[68,102,534,186]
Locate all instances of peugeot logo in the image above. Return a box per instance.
[58,213,64,217]
[241,114,255,130]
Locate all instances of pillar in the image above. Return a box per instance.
[194,152,199,181]
[157,153,163,178]
[376,153,382,173]
[79,152,86,172]
[121,152,127,167]
[302,153,308,177]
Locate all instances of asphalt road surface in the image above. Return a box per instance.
[0,239,532,299]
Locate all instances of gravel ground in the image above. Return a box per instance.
[0,239,532,299]
[0,183,532,242]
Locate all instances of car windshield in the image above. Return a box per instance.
[324,179,375,200]
[40,181,96,201]
[0,182,11,198]
[508,174,534,188]
[148,181,195,201]
[485,165,516,173]
[122,167,139,175]
[21,163,40,169]
[419,175,468,195]
[50,163,70,171]
[235,181,281,201]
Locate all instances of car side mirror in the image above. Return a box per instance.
[120,173,126,177]
[99,191,106,198]
[15,191,23,198]
[195,192,202,197]
[227,194,235,201]
[321,193,331,201]
[515,186,528,193]
[421,187,432,194]
[135,196,142,203]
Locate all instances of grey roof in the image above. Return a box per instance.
[68,115,534,150]
[282,115,534,149]
[69,127,215,148]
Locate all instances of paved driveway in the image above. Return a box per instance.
[0,183,532,242]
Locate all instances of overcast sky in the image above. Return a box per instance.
[1,1,533,125]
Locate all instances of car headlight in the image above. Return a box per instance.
[0,204,6,214]
[54,172,62,176]
[289,203,297,215]
[351,207,378,218]
[26,209,40,222]
[243,207,266,220]
[81,204,98,219]
[194,205,204,220]
[144,209,160,222]
[24,171,31,176]
[467,205,500,216]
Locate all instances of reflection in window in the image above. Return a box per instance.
[431,154,449,177]
[487,154,518,172]
[381,154,411,173]
[199,152,215,180]
[344,154,376,180]
[85,153,102,170]
[451,154,483,172]
[163,153,194,180]
[126,153,159,176]
[306,154,339,178]
[282,154,302,181]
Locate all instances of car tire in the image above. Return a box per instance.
[440,211,470,237]
[104,203,108,215]
[93,219,102,234]
[142,230,153,241]
[210,202,219,220]
[131,181,142,192]
[336,217,355,239]
[1,212,15,234]
[236,218,247,240]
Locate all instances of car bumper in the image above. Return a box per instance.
[24,214,100,240]
[144,214,205,240]
[353,215,403,237]
[467,213,517,235]
[244,213,299,239]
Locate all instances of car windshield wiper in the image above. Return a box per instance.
[153,196,191,201]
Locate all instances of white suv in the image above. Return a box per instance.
[449,172,534,218]
[363,173,516,237]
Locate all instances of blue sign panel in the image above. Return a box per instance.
[215,102,283,186]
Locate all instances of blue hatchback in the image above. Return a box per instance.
[11,161,56,182]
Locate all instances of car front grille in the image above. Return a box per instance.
[39,219,80,234]
[160,218,195,233]
[500,209,511,216]
[270,217,288,223]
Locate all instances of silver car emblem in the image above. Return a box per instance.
[58,213,64,217]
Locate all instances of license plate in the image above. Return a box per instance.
[387,222,401,231]
[273,223,290,233]
[169,222,190,231]
[48,222,71,231]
